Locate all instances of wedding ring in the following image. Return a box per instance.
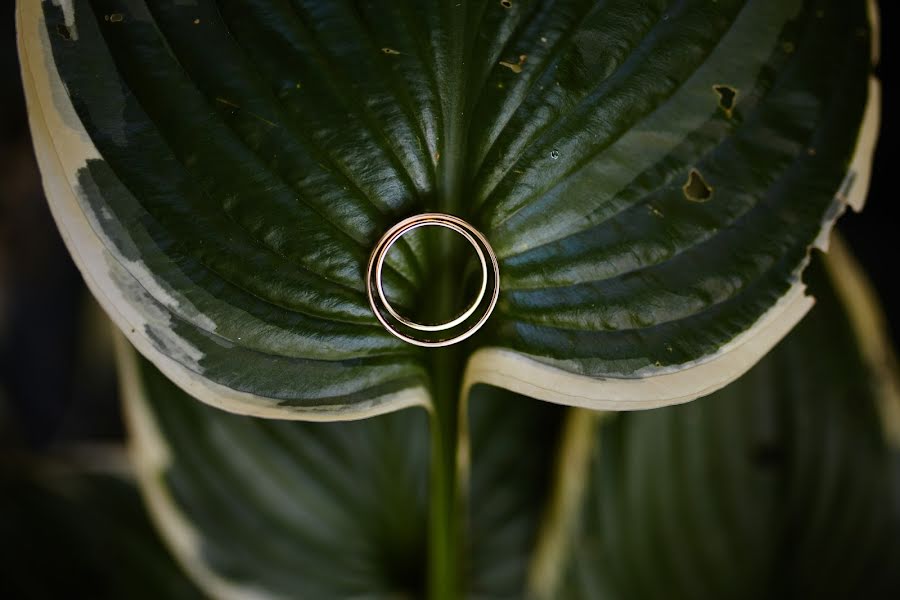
[366,213,499,347]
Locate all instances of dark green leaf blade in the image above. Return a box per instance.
[22,0,878,416]
[467,0,879,409]
[538,252,900,599]
[465,384,566,599]
[20,0,432,418]
[118,336,430,598]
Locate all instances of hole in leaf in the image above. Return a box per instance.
[683,169,713,202]
[500,0,512,7]
[55,23,72,40]
[713,84,737,116]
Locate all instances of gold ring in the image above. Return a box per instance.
[366,213,500,347]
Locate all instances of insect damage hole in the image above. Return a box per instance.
[55,23,73,40]
[713,84,737,117]
[683,169,713,202]
[500,0,512,8]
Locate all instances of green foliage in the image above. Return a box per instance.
[557,263,900,599]
[17,0,890,598]
[27,0,874,414]
[115,256,900,599]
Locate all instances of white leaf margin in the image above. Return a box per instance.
[825,236,900,448]
[519,237,900,600]
[114,331,283,600]
[17,0,430,421]
[463,3,882,412]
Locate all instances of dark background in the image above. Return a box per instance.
[1,4,897,450]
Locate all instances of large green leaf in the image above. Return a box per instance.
[120,328,579,599]
[19,0,879,416]
[117,334,431,598]
[465,384,565,598]
[528,249,900,598]
[119,244,900,599]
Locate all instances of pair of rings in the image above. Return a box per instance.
[366,213,499,347]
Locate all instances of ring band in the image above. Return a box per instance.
[375,219,487,332]
[366,213,500,347]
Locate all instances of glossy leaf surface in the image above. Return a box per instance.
[20,0,877,415]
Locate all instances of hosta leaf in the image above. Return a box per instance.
[0,466,201,599]
[18,0,430,418]
[122,336,572,599]
[115,239,898,598]
[20,0,878,417]
[465,385,565,598]
[529,248,900,598]
[117,334,430,599]
[464,0,881,409]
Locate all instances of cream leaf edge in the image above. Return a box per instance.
[522,234,900,600]
[18,0,429,421]
[825,236,900,448]
[463,70,881,411]
[114,331,283,600]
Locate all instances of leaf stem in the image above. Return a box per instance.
[428,347,462,600]
[427,2,471,596]
[423,208,470,599]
